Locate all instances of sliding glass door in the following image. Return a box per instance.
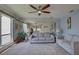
[1,14,13,45]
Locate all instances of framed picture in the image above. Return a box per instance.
[67,17,71,29]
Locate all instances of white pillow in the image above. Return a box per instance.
[50,35,54,39]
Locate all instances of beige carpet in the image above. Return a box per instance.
[1,42,69,55]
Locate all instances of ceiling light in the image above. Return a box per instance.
[38,11,41,13]
[38,11,42,16]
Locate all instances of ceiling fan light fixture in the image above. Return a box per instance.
[38,11,41,13]
[38,11,42,16]
[38,13,41,16]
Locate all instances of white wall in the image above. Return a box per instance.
[41,23,52,32]
[60,11,79,36]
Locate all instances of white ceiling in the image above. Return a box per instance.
[0,4,79,23]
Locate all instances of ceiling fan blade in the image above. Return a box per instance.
[29,5,38,10]
[28,11,37,13]
[41,4,50,10]
[42,11,50,13]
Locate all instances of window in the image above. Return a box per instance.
[1,14,12,45]
[1,15,11,35]
[23,23,28,33]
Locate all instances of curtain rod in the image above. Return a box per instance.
[0,9,26,24]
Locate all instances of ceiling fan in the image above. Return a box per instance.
[28,4,51,16]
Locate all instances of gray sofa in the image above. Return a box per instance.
[29,32,55,43]
[57,34,79,55]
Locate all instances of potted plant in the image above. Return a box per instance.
[14,31,27,43]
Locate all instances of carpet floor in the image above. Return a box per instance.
[1,42,69,55]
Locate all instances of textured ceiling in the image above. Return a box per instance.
[0,4,79,23]
[6,4,79,18]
